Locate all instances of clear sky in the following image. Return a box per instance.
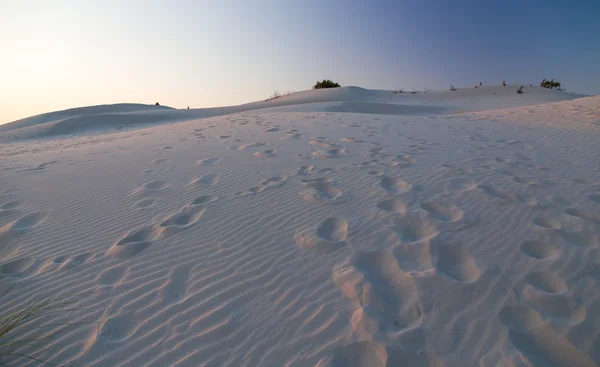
[1,0,599,124]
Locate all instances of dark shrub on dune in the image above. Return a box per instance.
[314,80,341,89]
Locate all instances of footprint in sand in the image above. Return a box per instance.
[435,244,481,282]
[261,176,287,188]
[421,201,464,222]
[317,341,387,367]
[189,174,220,186]
[317,217,348,242]
[524,271,568,294]
[356,160,376,168]
[295,217,348,254]
[196,157,222,166]
[515,176,536,185]
[0,257,35,276]
[589,194,600,204]
[369,147,384,156]
[520,240,558,259]
[16,160,58,173]
[70,252,95,265]
[564,208,600,225]
[0,212,46,256]
[282,130,303,140]
[236,176,287,196]
[53,255,68,265]
[52,252,95,270]
[152,158,169,165]
[396,153,416,164]
[313,148,346,158]
[321,329,444,367]
[140,180,169,193]
[299,177,344,203]
[235,142,265,151]
[478,184,516,202]
[393,240,435,276]
[498,305,596,367]
[96,311,138,343]
[386,330,444,366]
[309,139,336,148]
[393,213,438,243]
[97,264,129,286]
[5,212,47,231]
[332,249,421,331]
[296,165,314,175]
[556,228,599,248]
[254,149,279,157]
[0,188,19,196]
[191,194,218,205]
[158,205,205,233]
[162,264,192,305]
[532,217,561,229]
[376,198,407,214]
[105,226,159,259]
[380,176,411,194]
[318,167,341,174]
[0,200,22,215]
[134,197,157,209]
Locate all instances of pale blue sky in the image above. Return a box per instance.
[1,0,599,123]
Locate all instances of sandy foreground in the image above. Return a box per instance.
[0,86,599,366]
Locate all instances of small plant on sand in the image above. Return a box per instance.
[392,88,404,94]
[270,90,282,100]
[517,85,524,94]
[450,85,457,91]
[0,277,89,365]
[265,90,293,102]
[313,80,340,89]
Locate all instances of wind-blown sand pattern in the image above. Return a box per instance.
[0,87,599,366]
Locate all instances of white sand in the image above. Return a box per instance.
[0,86,598,366]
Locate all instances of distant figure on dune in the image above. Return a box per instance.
[480,82,482,86]
[502,80,506,86]
[155,102,160,106]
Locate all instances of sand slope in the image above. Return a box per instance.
[0,86,585,140]
[0,103,173,132]
[0,89,598,366]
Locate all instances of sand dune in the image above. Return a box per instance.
[0,88,598,366]
[0,103,173,132]
[0,86,585,140]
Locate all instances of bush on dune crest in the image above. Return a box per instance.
[540,79,561,90]
[313,79,341,89]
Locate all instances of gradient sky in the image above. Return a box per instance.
[2,0,599,124]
